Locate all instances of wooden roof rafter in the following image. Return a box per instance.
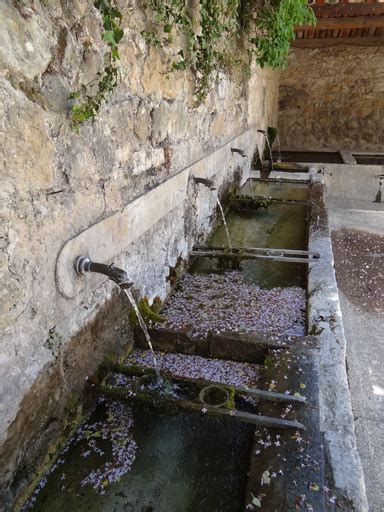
[293,0,384,47]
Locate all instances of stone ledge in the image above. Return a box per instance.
[307,178,368,511]
[56,127,258,299]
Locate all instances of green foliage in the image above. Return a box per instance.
[143,0,242,103]
[70,0,124,131]
[69,0,315,126]
[263,354,274,369]
[250,0,316,69]
[144,0,315,101]
[194,0,241,102]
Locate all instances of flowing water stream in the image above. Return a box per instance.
[264,135,273,168]
[192,180,309,289]
[124,288,160,378]
[275,134,282,162]
[215,194,232,251]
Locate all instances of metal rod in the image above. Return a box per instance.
[99,384,306,431]
[190,251,315,264]
[169,374,307,405]
[193,245,320,258]
[233,194,308,206]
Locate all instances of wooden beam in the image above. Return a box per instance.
[296,15,384,30]
[313,3,384,18]
[292,35,384,47]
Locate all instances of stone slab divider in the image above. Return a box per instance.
[56,128,257,299]
[133,325,312,364]
[307,175,368,510]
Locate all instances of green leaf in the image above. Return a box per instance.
[113,26,124,44]
[102,30,117,46]
[109,8,122,19]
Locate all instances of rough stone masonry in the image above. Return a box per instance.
[0,0,279,507]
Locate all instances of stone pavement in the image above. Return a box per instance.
[328,199,384,512]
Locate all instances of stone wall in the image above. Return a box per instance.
[278,46,384,151]
[0,0,279,506]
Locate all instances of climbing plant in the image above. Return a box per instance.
[70,0,124,131]
[70,0,315,127]
[143,0,316,102]
[143,0,242,103]
[250,0,316,69]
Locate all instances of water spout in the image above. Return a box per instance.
[193,176,217,191]
[193,177,232,250]
[231,148,247,158]
[75,257,133,288]
[74,256,160,377]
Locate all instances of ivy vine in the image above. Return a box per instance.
[69,0,316,128]
[142,0,242,103]
[250,0,316,69]
[143,0,316,102]
[70,0,124,131]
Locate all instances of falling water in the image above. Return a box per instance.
[275,134,282,163]
[215,194,232,251]
[124,288,160,378]
[249,177,255,199]
[264,135,273,169]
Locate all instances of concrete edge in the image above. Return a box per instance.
[250,170,311,181]
[307,176,368,511]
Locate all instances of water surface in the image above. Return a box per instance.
[29,400,254,512]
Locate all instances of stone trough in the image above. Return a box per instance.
[20,170,367,512]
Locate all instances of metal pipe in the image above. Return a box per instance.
[231,148,247,158]
[74,256,133,289]
[193,176,217,191]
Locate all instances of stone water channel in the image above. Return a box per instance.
[21,178,351,511]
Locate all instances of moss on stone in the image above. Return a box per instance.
[224,386,236,410]
[128,296,165,327]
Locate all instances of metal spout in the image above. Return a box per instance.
[193,176,217,191]
[231,148,247,158]
[75,256,133,289]
[374,180,382,203]
[257,129,267,135]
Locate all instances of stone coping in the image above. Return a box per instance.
[307,174,368,510]
[56,128,258,299]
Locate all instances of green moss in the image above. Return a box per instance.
[217,255,242,271]
[224,386,236,410]
[16,396,86,511]
[128,296,166,327]
[231,195,272,211]
[263,354,274,369]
